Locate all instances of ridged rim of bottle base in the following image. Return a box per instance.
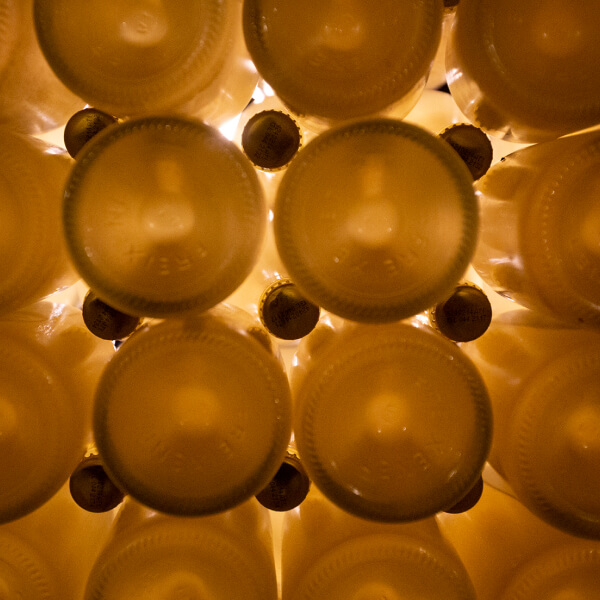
[94,319,291,516]
[521,137,600,327]
[34,0,231,115]
[0,135,52,315]
[243,0,442,121]
[454,0,600,131]
[500,544,600,600]
[291,534,476,600]
[0,338,79,524]
[0,0,17,74]
[85,522,275,600]
[63,117,265,318]
[0,534,58,600]
[295,324,492,522]
[507,346,600,540]
[274,119,478,323]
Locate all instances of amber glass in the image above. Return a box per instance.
[282,487,476,600]
[244,0,443,124]
[63,116,266,318]
[0,0,83,133]
[274,119,477,323]
[0,482,115,600]
[463,310,600,539]
[34,0,258,125]
[84,498,277,600]
[447,0,600,142]
[472,129,600,327]
[93,306,292,516]
[290,317,491,522]
[439,484,600,600]
[0,129,78,316]
[0,303,114,524]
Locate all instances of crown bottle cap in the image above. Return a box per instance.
[439,124,493,180]
[69,455,125,513]
[256,451,311,511]
[259,279,320,340]
[82,290,142,340]
[429,282,492,342]
[444,475,484,514]
[242,109,302,170]
[64,108,118,158]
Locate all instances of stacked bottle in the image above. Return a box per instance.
[63,115,266,318]
[0,481,116,600]
[274,118,478,323]
[0,0,83,133]
[34,0,258,125]
[438,484,600,600]
[472,128,600,327]
[427,280,493,343]
[446,0,600,142]
[0,128,78,316]
[243,0,444,128]
[282,486,477,600]
[0,302,114,524]
[92,304,292,516]
[289,315,492,522]
[463,310,600,539]
[84,497,278,600]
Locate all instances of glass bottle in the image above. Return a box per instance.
[243,0,444,126]
[63,115,266,318]
[274,118,478,323]
[426,0,461,90]
[93,304,292,516]
[282,486,476,600]
[0,128,79,316]
[462,310,600,539]
[427,280,493,342]
[0,481,116,600]
[0,0,83,133]
[0,302,114,524]
[84,496,278,600]
[471,129,600,327]
[289,315,492,522]
[438,484,600,600]
[446,0,600,142]
[33,0,258,126]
